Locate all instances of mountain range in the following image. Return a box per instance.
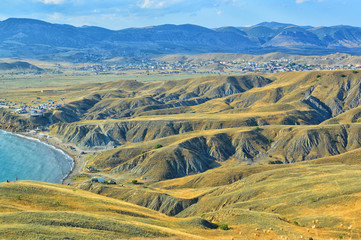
[1,18,361,61]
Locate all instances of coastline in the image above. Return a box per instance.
[4,129,84,185]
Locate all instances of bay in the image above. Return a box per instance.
[0,130,73,183]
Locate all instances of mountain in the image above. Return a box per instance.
[1,18,361,61]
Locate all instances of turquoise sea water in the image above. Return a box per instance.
[0,130,73,183]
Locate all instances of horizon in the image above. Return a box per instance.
[0,0,359,30]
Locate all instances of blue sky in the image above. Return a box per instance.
[0,0,359,30]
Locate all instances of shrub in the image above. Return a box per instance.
[353,70,359,74]
[267,138,274,144]
[293,221,299,226]
[316,74,321,78]
[219,224,230,230]
[131,179,138,184]
[154,144,163,149]
[341,74,347,78]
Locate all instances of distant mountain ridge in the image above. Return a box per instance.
[1,18,361,61]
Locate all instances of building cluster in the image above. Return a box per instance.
[78,57,361,75]
[0,98,62,117]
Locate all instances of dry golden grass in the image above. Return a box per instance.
[4,69,361,239]
[0,181,237,239]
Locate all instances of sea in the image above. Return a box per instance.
[0,130,73,183]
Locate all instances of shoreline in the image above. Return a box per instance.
[2,129,84,185]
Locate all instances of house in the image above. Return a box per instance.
[91,178,105,183]
[91,178,116,184]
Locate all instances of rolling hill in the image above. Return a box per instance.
[2,70,361,238]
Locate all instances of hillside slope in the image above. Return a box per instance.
[48,70,361,178]
[3,70,361,239]
[0,181,223,239]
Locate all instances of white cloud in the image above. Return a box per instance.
[140,0,167,9]
[296,0,310,3]
[296,0,326,4]
[37,0,65,4]
[47,12,63,20]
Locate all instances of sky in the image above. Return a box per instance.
[0,0,359,30]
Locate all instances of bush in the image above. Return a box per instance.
[154,144,163,149]
[316,74,321,78]
[267,138,274,144]
[219,224,229,230]
[293,221,299,226]
[341,74,347,78]
[353,70,359,74]
[131,179,138,184]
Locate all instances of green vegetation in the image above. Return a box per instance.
[219,224,229,230]
[131,180,138,184]
[154,144,163,149]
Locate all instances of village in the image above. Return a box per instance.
[78,56,361,75]
[0,98,62,117]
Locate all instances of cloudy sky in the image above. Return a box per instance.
[0,0,358,29]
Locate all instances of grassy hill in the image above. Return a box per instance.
[0,181,228,239]
[3,69,361,238]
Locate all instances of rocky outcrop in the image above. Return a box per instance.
[268,124,361,163]
[84,124,361,180]
[49,118,262,149]
[89,130,273,180]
